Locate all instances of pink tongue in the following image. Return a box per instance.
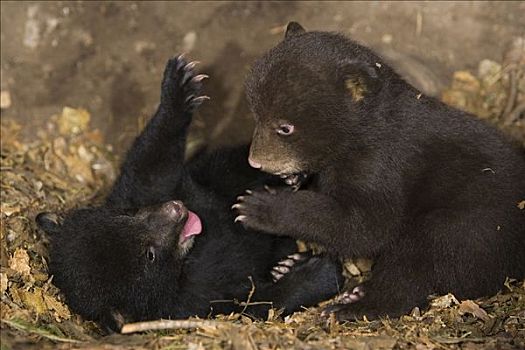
[182,211,202,239]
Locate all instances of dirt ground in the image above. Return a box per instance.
[1,1,525,350]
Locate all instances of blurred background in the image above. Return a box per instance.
[1,1,524,153]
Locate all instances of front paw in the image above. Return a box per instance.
[232,189,282,233]
[160,54,209,112]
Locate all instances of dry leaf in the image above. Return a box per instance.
[459,300,490,321]
[431,293,460,308]
[43,294,72,321]
[0,203,21,217]
[0,272,8,294]
[20,289,47,316]
[9,248,31,277]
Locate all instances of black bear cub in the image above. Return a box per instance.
[235,22,525,321]
[36,55,343,331]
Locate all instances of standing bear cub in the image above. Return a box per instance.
[235,22,525,321]
[36,55,344,331]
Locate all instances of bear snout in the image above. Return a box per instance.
[159,200,188,223]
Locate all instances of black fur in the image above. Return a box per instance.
[237,23,525,321]
[36,56,343,331]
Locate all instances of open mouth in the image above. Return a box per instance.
[177,211,202,255]
[180,210,202,242]
[277,172,308,187]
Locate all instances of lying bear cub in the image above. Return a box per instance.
[235,22,525,321]
[36,55,343,332]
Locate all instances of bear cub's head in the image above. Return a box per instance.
[245,22,391,176]
[36,200,202,331]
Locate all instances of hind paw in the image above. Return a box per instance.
[271,252,310,282]
[333,285,366,304]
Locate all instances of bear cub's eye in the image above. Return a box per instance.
[146,246,156,262]
[277,124,295,136]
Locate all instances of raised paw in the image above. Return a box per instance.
[160,54,209,112]
[271,253,310,282]
[231,189,284,234]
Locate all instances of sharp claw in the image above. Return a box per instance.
[184,61,200,70]
[194,95,210,100]
[237,196,244,201]
[279,259,295,267]
[231,203,242,210]
[337,291,362,304]
[353,286,365,298]
[245,189,252,194]
[192,96,210,105]
[288,253,303,261]
[192,74,209,82]
[271,270,283,282]
[175,54,187,69]
[273,265,290,274]
[234,215,247,223]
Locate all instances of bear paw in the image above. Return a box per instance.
[270,252,311,282]
[160,54,209,112]
[232,189,283,234]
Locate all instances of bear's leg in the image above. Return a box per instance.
[323,207,516,321]
[106,55,208,207]
[245,254,344,318]
[322,246,433,321]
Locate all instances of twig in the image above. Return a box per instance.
[241,276,257,315]
[120,319,224,334]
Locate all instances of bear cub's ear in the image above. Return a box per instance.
[338,60,382,102]
[35,212,63,235]
[284,21,306,39]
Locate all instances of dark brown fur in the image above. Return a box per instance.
[235,22,525,321]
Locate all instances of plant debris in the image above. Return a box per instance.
[442,36,525,145]
[1,52,525,349]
